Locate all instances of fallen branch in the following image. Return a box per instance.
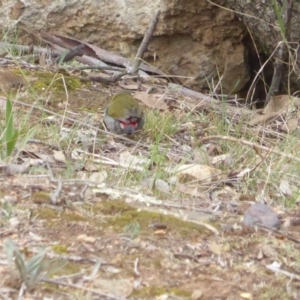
[57,43,85,63]
[70,65,125,72]
[40,30,165,76]
[168,83,254,118]
[130,10,161,73]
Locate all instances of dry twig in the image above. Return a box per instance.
[201,135,300,162]
[130,10,161,73]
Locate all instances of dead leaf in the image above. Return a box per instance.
[279,178,291,196]
[133,92,169,110]
[0,70,24,91]
[249,95,300,126]
[9,0,26,19]
[89,171,108,183]
[84,163,99,172]
[263,95,292,114]
[234,167,253,179]
[284,118,298,132]
[53,151,66,163]
[172,164,223,185]
[248,111,278,126]
[119,151,150,170]
[209,241,223,255]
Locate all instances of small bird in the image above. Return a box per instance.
[104,90,144,135]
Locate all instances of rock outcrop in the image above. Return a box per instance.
[0,0,250,93]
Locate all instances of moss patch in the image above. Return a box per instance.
[93,200,211,239]
[30,71,84,92]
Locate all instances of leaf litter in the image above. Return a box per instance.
[0,35,300,300]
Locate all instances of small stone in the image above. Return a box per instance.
[243,203,280,228]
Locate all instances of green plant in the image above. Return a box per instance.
[273,0,286,36]
[1,97,19,159]
[1,200,14,221]
[4,239,67,292]
[123,222,140,239]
